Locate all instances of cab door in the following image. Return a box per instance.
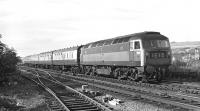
[130,40,144,66]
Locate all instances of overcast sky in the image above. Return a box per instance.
[0,0,200,57]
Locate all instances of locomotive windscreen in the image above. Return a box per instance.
[143,39,170,48]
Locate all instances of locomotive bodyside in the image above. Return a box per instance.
[80,32,171,81]
[80,38,133,66]
[80,33,146,67]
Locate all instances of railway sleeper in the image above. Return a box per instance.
[53,109,65,111]
[75,109,101,111]
[63,100,89,104]
[74,109,100,111]
[64,102,90,106]
[59,95,79,99]
[67,104,94,108]
[51,109,65,111]
[56,92,76,96]
[63,100,88,103]
[62,98,86,102]
[69,106,98,110]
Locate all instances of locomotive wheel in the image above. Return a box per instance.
[89,70,96,76]
[155,71,162,82]
[85,67,91,75]
[113,68,125,79]
[89,67,97,76]
[134,73,142,82]
[130,69,143,82]
[113,68,120,79]
[141,75,148,83]
[71,67,77,75]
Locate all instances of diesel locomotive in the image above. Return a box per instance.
[23,31,172,82]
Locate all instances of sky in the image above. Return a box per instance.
[0,0,200,57]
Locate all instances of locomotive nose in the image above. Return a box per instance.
[145,50,171,66]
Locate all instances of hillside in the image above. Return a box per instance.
[170,41,200,63]
[171,41,200,49]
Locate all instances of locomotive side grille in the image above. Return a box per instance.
[150,51,167,59]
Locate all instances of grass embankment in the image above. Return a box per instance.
[0,71,49,111]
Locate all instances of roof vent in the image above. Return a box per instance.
[145,31,160,35]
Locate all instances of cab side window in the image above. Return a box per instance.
[134,41,140,49]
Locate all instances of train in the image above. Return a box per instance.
[23,31,172,82]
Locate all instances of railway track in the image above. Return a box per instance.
[73,77,200,110]
[37,68,200,98]
[160,81,200,94]
[36,67,200,96]
[20,66,200,110]
[82,75,200,96]
[21,68,112,111]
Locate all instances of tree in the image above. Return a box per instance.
[0,36,21,81]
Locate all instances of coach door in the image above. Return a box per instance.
[130,40,144,66]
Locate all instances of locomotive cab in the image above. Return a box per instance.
[129,33,171,82]
[129,39,144,66]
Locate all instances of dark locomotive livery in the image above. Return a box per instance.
[23,32,172,82]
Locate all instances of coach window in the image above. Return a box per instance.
[134,41,140,49]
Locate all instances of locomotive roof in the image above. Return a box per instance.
[84,31,168,48]
[107,31,168,40]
